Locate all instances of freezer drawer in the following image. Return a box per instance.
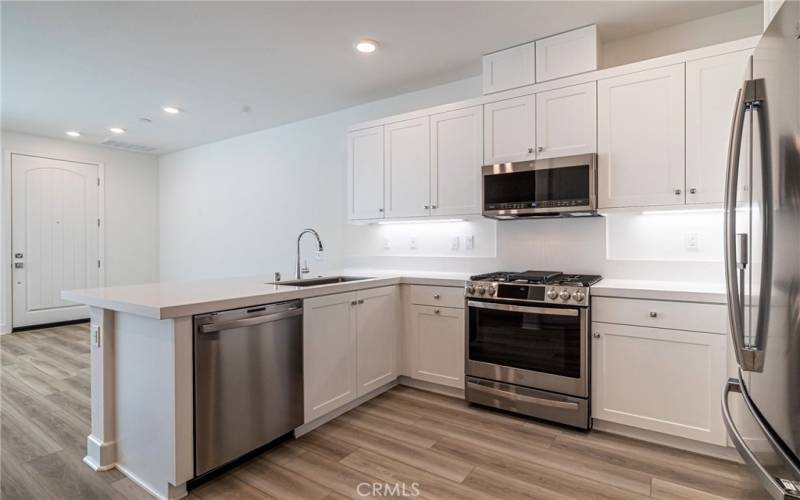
[194,300,303,476]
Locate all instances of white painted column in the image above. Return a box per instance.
[84,306,117,470]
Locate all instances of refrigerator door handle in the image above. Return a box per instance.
[723,378,800,498]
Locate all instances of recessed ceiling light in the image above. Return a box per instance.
[355,39,379,54]
[66,131,81,137]
[109,127,126,134]
[163,106,182,114]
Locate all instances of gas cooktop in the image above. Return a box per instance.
[469,271,602,287]
[466,270,602,305]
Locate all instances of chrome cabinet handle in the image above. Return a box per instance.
[592,332,600,338]
[434,308,440,314]
[351,300,357,306]
[537,146,544,152]
[674,189,682,195]
[527,147,534,154]
[689,188,697,194]
[433,294,440,299]
[649,311,658,318]
[378,208,384,212]
[424,205,429,209]
[357,299,364,304]
[431,204,437,209]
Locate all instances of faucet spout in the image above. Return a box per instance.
[296,228,324,280]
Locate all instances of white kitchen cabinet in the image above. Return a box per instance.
[347,126,384,220]
[597,64,686,208]
[483,94,536,164]
[356,286,399,397]
[409,305,465,389]
[384,117,431,218]
[686,50,751,204]
[592,321,728,445]
[482,42,536,94]
[430,106,483,216]
[535,82,597,159]
[303,292,358,423]
[535,25,598,83]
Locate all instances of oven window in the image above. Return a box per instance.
[469,305,581,378]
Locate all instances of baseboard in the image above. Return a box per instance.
[295,379,400,437]
[0,322,11,335]
[398,376,465,399]
[592,419,743,463]
[116,463,188,500]
[83,455,115,472]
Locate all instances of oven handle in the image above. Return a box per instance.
[467,300,579,317]
[467,382,580,410]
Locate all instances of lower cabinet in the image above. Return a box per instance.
[409,304,465,389]
[592,320,728,445]
[303,286,398,423]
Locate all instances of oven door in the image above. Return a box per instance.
[466,300,588,397]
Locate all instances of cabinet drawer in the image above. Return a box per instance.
[410,285,464,309]
[592,297,727,334]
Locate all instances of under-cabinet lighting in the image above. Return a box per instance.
[376,218,464,225]
[109,127,126,134]
[163,106,182,114]
[640,208,723,215]
[65,130,81,137]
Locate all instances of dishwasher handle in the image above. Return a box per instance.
[199,307,302,334]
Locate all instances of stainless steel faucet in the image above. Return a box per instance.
[296,228,324,279]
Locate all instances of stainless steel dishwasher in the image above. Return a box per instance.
[194,300,303,476]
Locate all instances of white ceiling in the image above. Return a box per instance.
[2,1,757,154]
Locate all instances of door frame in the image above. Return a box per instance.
[2,151,105,333]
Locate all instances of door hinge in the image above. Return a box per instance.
[97,218,101,228]
[97,177,101,187]
[97,259,101,269]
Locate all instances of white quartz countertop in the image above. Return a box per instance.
[592,278,727,304]
[61,270,470,320]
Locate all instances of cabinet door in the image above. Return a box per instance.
[482,42,536,94]
[597,64,685,208]
[536,82,597,159]
[384,117,431,218]
[303,292,357,423]
[430,106,483,216]
[347,126,384,220]
[592,322,727,445]
[410,305,465,389]
[686,50,751,204]
[356,286,399,397]
[483,95,536,164]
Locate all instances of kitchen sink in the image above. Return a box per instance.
[269,276,374,287]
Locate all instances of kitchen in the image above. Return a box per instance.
[1,1,798,499]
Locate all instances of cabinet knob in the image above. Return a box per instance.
[351,300,357,306]
[528,147,534,154]
[358,299,364,304]
[674,189,682,195]
[433,294,440,299]
[378,208,384,212]
[431,204,437,209]
[537,146,544,152]
[592,332,601,338]
[689,188,697,194]
[434,308,441,314]
[424,205,430,209]
[649,311,658,318]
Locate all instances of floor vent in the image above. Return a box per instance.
[98,139,158,153]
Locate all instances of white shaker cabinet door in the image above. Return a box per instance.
[536,82,597,159]
[483,94,536,165]
[347,126,384,220]
[430,106,483,216]
[686,50,751,204]
[410,305,465,389]
[303,292,358,423]
[384,117,431,218]
[356,286,399,397]
[597,64,686,208]
[592,322,727,445]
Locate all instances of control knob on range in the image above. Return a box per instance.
[487,285,496,296]
[572,291,586,302]
[476,285,486,295]
[559,289,571,301]
[547,288,558,300]
[466,285,475,294]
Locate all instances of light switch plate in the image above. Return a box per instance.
[409,237,417,250]
[451,237,460,250]
[465,235,475,250]
[685,232,699,250]
[91,325,101,348]
[383,238,391,250]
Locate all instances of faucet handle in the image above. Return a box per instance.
[274,272,281,282]
[301,259,310,274]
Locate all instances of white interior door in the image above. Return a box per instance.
[11,154,100,328]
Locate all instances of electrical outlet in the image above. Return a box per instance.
[451,236,460,250]
[685,232,699,250]
[409,237,417,250]
[383,238,391,250]
[91,325,101,348]
[464,235,475,250]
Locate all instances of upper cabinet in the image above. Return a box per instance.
[535,82,597,159]
[535,25,598,83]
[430,106,483,216]
[384,117,431,218]
[483,95,536,164]
[685,50,751,204]
[597,64,686,208]
[482,42,536,94]
[347,126,384,220]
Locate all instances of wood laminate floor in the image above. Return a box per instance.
[1,324,769,500]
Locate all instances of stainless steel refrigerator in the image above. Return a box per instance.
[723,2,800,498]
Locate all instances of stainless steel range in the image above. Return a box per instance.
[465,270,601,429]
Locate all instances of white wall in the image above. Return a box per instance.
[1,130,159,332]
[602,4,762,68]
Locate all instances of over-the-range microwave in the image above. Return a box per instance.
[482,153,597,219]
